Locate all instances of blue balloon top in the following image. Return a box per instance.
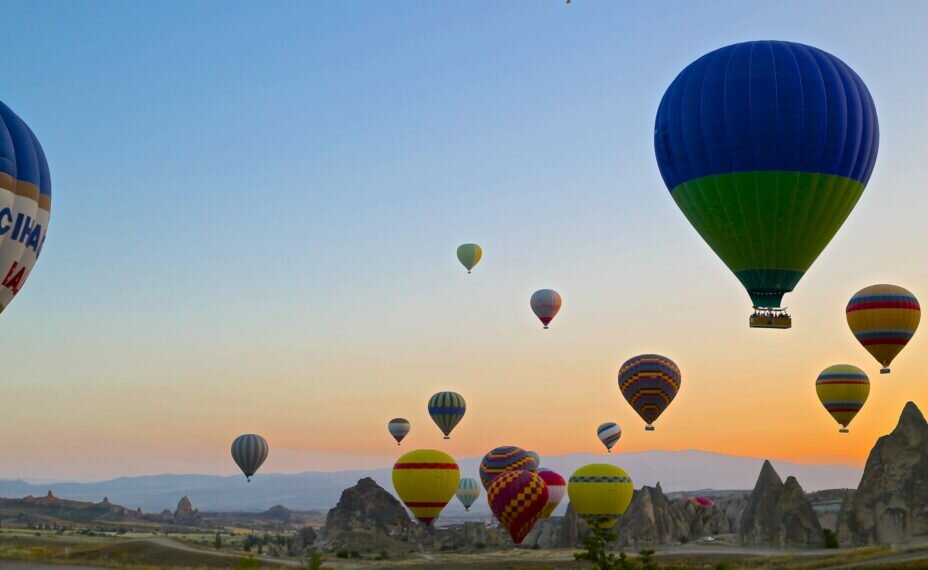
[0,101,51,198]
[654,41,879,192]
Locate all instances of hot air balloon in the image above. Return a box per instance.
[654,41,879,329]
[479,446,538,490]
[567,464,634,528]
[526,450,541,469]
[487,470,548,544]
[428,391,466,439]
[530,289,562,329]
[847,285,920,374]
[538,469,566,519]
[392,449,460,526]
[231,434,269,482]
[456,244,482,274]
[690,496,714,507]
[388,418,410,445]
[596,422,622,453]
[456,477,481,512]
[816,364,870,433]
[619,354,681,431]
[0,102,51,314]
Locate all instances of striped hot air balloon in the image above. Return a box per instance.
[455,477,481,511]
[428,391,466,439]
[479,446,538,490]
[530,289,562,329]
[847,285,920,374]
[456,243,482,273]
[538,469,566,519]
[231,434,269,482]
[0,102,52,315]
[392,449,460,526]
[388,418,410,445]
[816,364,870,433]
[487,470,548,544]
[567,464,634,529]
[619,354,681,431]
[654,41,879,328]
[596,422,622,452]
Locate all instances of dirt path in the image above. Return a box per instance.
[0,560,106,570]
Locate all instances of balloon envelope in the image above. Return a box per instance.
[567,464,634,528]
[488,470,548,544]
[392,449,460,526]
[526,450,541,469]
[456,477,481,511]
[596,422,622,452]
[456,243,482,273]
[231,434,269,482]
[0,102,52,314]
[847,285,920,373]
[619,355,681,430]
[388,418,410,445]
[654,41,879,312]
[479,446,538,490]
[692,496,714,507]
[530,289,562,329]
[428,391,466,439]
[816,364,870,432]
[538,469,566,519]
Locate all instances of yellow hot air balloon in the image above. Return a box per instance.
[392,449,460,526]
[456,244,482,274]
[567,464,633,529]
[846,285,920,374]
[816,365,870,433]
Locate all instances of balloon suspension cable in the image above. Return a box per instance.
[645,426,655,432]
[247,476,252,483]
[543,325,549,330]
[467,270,471,274]
[444,435,450,440]
[880,368,891,374]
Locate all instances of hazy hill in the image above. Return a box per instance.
[0,449,862,513]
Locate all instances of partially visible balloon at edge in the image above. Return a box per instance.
[0,101,52,315]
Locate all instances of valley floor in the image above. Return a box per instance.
[2,530,928,569]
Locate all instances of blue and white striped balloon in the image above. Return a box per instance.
[231,434,269,482]
[456,477,481,511]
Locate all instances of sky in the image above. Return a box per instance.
[2,0,927,480]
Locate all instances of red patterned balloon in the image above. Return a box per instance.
[487,470,548,544]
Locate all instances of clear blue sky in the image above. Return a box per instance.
[2,1,927,479]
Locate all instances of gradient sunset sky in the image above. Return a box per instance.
[3,0,927,480]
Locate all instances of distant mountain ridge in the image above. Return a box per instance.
[0,449,863,513]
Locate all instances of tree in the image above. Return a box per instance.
[574,517,638,570]
[214,530,222,550]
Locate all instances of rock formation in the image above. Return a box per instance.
[838,401,928,545]
[739,460,822,547]
[321,477,413,549]
[173,496,200,524]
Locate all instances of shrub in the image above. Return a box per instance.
[824,528,839,549]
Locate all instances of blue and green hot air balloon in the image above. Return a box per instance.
[654,41,879,329]
[428,391,466,439]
